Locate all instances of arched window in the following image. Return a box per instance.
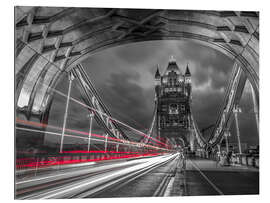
[169,103,178,114]
[169,78,172,86]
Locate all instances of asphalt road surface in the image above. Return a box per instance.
[16,153,180,199]
[91,153,181,198]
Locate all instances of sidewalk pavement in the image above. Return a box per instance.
[185,158,259,172]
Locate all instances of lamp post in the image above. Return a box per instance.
[104,133,108,152]
[224,130,231,153]
[115,130,120,152]
[233,105,242,154]
[60,72,74,153]
[87,112,95,152]
[217,144,221,154]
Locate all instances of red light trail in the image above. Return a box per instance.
[16,153,164,169]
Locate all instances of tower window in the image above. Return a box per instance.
[163,78,167,83]
[185,78,191,83]
[172,119,178,126]
[181,104,185,111]
[169,104,178,114]
[179,120,184,126]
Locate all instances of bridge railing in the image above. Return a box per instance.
[195,151,259,168]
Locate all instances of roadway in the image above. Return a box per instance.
[15,153,180,199]
[15,154,259,199]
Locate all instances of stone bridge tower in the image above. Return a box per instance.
[155,56,193,149]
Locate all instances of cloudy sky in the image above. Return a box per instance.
[47,40,258,147]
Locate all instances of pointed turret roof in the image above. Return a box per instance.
[155,65,161,78]
[185,63,191,76]
[169,55,176,63]
[165,55,181,74]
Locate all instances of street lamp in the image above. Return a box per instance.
[233,105,242,154]
[224,129,231,153]
[104,133,108,152]
[87,112,95,152]
[60,72,74,153]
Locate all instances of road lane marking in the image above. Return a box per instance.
[164,155,183,196]
[153,174,170,196]
[188,160,224,195]
[100,157,175,196]
[153,154,179,196]
[75,160,168,198]
[164,176,175,196]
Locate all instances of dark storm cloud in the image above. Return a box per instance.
[98,71,153,128]
[175,42,233,91]
[192,90,224,127]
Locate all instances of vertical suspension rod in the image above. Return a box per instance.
[104,134,108,152]
[87,112,95,152]
[234,106,242,154]
[60,72,74,153]
[249,81,259,134]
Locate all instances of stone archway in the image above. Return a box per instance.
[15,7,259,131]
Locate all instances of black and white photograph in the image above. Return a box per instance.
[13,2,261,200]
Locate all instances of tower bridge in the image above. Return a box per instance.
[154,57,193,149]
[15,6,259,198]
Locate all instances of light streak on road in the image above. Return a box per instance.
[16,155,164,186]
[17,154,177,199]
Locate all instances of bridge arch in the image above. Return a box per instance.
[15,7,259,147]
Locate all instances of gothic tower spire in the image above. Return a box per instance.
[185,62,191,76]
[155,64,161,79]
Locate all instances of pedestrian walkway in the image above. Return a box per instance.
[185,158,259,172]
[179,157,259,196]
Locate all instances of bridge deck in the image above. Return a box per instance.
[15,154,259,198]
